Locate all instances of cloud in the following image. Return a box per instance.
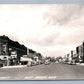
[43,4,84,26]
[26,4,84,57]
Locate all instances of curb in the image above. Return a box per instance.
[1,65,27,69]
[76,63,84,66]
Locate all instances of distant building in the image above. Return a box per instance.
[67,53,72,62]
[28,49,42,61]
[0,35,27,66]
[65,50,77,62]
[71,50,77,62]
[76,42,84,63]
[28,49,36,59]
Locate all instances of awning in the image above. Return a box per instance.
[20,57,33,62]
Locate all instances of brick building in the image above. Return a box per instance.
[0,35,27,66]
[27,49,43,62]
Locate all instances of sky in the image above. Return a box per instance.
[0,4,84,57]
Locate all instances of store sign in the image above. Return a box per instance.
[11,51,17,58]
[2,45,7,52]
[0,55,9,60]
[9,48,12,51]
[20,57,32,62]
[11,51,17,55]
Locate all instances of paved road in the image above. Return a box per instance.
[0,63,84,80]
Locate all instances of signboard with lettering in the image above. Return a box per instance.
[11,51,17,58]
[20,57,32,62]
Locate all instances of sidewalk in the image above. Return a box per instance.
[76,63,84,66]
[2,65,27,69]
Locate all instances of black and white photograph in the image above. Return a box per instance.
[0,4,84,80]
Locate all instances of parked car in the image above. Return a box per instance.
[31,61,37,66]
[68,60,76,65]
[0,63,3,68]
[44,60,50,65]
[55,61,59,63]
[27,61,32,67]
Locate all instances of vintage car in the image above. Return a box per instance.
[44,60,50,65]
[0,60,3,68]
[68,60,76,65]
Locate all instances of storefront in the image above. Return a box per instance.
[0,55,10,66]
[20,56,33,66]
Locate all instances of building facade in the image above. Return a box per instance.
[27,49,43,64]
[76,42,84,63]
[0,35,27,66]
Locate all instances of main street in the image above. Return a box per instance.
[0,63,84,80]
